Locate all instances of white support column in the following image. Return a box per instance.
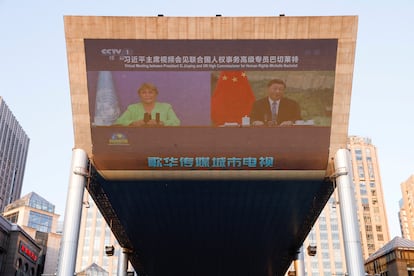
[334,149,365,276]
[118,248,129,276]
[293,245,305,276]
[57,148,89,276]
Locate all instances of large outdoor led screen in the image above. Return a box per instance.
[85,39,337,171]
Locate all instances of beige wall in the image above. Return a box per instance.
[400,175,414,239]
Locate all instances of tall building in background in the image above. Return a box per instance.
[75,191,122,276]
[0,97,29,211]
[298,136,390,275]
[300,194,347,275]
[348,136,390,258]
[399,175,414,239]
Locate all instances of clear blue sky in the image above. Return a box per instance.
[1,0,413,239]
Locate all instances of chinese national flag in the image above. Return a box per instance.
[211,71,255,126]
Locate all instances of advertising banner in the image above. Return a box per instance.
[85,39,337,171]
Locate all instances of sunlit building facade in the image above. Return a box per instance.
[0,97,29,212]
[3,192,59,234]
[365,236,414,275]
[75,191,122,276]
[296,136,390,275]
[301,196,345,275]
[348,136,390,259]
[399,175,414,240]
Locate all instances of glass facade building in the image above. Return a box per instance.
[28,210,53,233]
[3,192,58,234]
[2,192,61,275]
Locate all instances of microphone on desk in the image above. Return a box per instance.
[144,112,150,124]
[155,113,160,124]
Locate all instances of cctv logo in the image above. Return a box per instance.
[101,49,122,55]
[101,48,133,56]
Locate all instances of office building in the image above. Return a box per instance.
[0,97,30,211]
[348,136,390,258]
[296,136,390,275]
[299,194,347,275]
[399,198,408,239]
[364,236,414,275]
[399,175,414,240]
[75,191,122,276]
[0,215,42,275]
[2,192,61,275]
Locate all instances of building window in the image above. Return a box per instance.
[29,193,55,213]
[323,261,330,269]
[16,258,22,269]
[354,149,362,160]
[358,165,365,179]
[28,211,53,233]
[367,160,375,179]
[4,211,19,223]
[365,148,371,158]
[361,197,369,206]
[335,262,343,270]
[360,182,367,195]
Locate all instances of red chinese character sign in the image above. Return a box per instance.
[19,241,38,263]
[85,39,337,171]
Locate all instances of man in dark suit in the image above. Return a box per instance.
[249,79,302,126]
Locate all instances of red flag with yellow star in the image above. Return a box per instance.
[211,71,255,126]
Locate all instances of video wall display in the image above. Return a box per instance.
[85,39,338,171]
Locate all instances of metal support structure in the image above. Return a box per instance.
[293,245,305,276]
[57,148,89,276]
[334,149,365,276]
[118,248,129,276]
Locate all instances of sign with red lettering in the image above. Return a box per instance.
[19,241,38,263]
